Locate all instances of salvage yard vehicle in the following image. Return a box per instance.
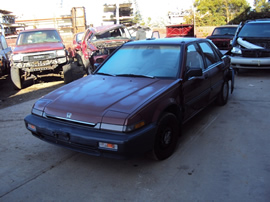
[69,31,84,60]
[10,28,72,89]
[228,19,270,72]
[206,25,238,54]
[0,34,12,76]
[77,24,132,74]
[24,37,234,160]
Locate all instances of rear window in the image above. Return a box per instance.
[238,23,270,38]
[212,27,237,36]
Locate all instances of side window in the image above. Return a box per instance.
[198,42,220,67]
[186,44,204,70]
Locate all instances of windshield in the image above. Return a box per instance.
[97,44,181,78]
[239,23,270,37]
[92,27,131,42]
[212,27,237,36]
[17,30,62,45]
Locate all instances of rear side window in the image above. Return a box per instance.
[198,42,220,67]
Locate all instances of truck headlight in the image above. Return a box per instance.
[231,47,242,55]
[12,54,22,62]
[56,50,66,57]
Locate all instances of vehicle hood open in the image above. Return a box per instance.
[40,75,175,126]
[13,42,65,54]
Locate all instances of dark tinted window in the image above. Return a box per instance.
[239,23,270,37]
[199,42,220,67]
[212,27,237,36]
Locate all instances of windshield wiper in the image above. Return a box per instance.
[115,74,155,79]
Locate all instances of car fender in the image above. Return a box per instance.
[151,97,182,125]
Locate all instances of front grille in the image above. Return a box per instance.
[213,40,231,49]
[242,49,270,58]
[23,53,55,62]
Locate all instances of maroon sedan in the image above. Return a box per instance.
[24,38,234,160]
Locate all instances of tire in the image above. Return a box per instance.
[151,113,179,160]
[216,80,229,106]
[81,55,93,75]
[10,66,23,90]
[63,63,73,84]
[76,51,83,66]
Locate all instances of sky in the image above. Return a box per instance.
[2,0,254,26]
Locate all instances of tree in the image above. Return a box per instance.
[254,0,270,12]
[193,0,250,26]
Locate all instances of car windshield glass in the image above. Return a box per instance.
[97,44,181,78]
[17,30,62,45]
[238,23,270,37]
[212,27,237,36]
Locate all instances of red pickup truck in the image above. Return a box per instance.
[10,28,72,89]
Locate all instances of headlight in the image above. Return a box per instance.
[99,120,145,132]
[231,47,242,54]
[31,99,52,117]
[56,50,66,57]
[99,110,145,132]
[12,54,22,62]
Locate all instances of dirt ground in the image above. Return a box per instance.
[0,74,65,110]
[0,61,86,109]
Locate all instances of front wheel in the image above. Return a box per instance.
[10,66,23,90]
[216,80,229,106]
[151,113,179,160]
[81,55,93,75]
[63,63,73,84]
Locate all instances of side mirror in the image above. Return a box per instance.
[186,68,202,78]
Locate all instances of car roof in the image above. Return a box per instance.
[20,28,58,33]
[245,18,270,24]
[214,25,238,28]
[125,37,206,46]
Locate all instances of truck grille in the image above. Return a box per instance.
[242,49,270,58]
[23,53,55,62]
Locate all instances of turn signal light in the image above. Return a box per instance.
[98,142,118,151]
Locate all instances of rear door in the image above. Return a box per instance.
[182,43,211,120]
[198,41,225,102]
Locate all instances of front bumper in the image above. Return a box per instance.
[231,56,270,69]
[24,114,157,159]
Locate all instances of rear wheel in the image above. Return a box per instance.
[151,113,179,160]
[10,66,23,90]
[216,80,229,106]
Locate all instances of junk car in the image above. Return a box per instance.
[24,37,234,160]
[76,24,133,74]
[10,28,72,89]
[228,19,270,72]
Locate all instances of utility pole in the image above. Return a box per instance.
[116,1,119,24]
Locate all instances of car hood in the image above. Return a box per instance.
[236,37,270,49]
[40,75,175,125]
[13,42,65,54]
